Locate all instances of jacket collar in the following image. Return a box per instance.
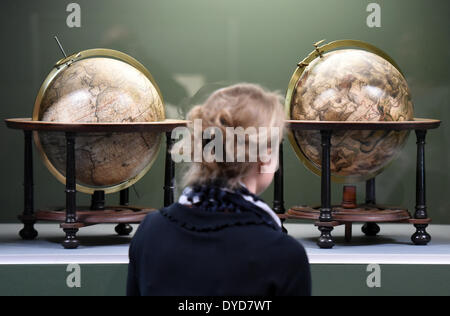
[159,203,281,232]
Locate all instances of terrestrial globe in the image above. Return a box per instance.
[287,40,413,183]
[33,49,165,194]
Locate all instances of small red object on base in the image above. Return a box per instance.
[342,185,357,209]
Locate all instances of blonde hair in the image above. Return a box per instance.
[175,83,285,188]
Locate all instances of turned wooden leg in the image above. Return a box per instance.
[62,227,79,249]
[19,131,38,240]
[317,130,334,249]
[345,223,352,242]
[90,190,105,210]
[115,223,133,236]
[164,131,175,207]
[273,140,287,233]
[115,188,133,236]
[412,224,430,245]
[362,222,380,237]
[411,130,431,245]
[62,132,79,249]
[318,226,335,249]
[362,178,380,236]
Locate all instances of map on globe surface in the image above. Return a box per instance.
[35,56,165,189]
[290,49,413,182]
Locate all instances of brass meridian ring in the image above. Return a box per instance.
[32,49,165,194]
[285,39,407,183]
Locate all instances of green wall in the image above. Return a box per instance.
[1,0,449,222]
[1,264,449,296]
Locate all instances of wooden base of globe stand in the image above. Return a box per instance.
[5,118,187,249]
[273,119,441,249]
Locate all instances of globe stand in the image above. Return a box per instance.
[273,139,288,234]
[275,119,440,249]
[114,189,133,236]
[5,118,187,249]
[361,179,381,237]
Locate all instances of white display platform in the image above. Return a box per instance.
[0,223,449,265]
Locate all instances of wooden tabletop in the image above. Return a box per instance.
[287,118,441,130]
[4,118,189,132]
[5,117,441,132]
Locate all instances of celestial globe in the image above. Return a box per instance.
[289,46,413,183]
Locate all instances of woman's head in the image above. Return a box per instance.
[175,83,285,194]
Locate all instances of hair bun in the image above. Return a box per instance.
[174,83,286,189]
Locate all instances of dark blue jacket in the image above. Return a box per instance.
[127,203,311,296]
